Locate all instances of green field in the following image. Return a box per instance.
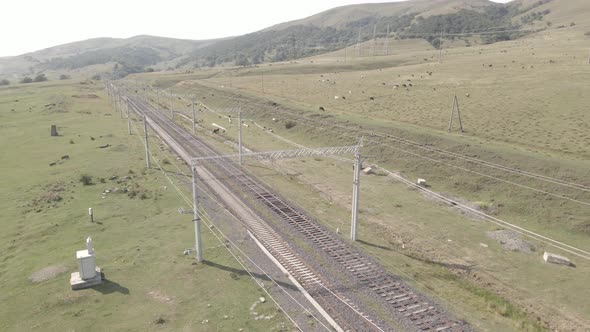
[2,1,590,330]
[0,80,294,331]
[131,23,590,331]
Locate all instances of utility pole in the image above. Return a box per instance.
[439,30,444,64]
[357,26,362,57]
[344,38,347,63]
[261,69,265,94]
[238,107,243,165]
[118,93,123,119]
[191,97,196,135]
[112,90,117,118]
[351,142,362,241]
[169,93,174,119]
[448,93,464,133]
[372,24,377,59]
[385,24,390,55]
[143,115,150,168]
[126,99,131,135]
[191,166,203,262]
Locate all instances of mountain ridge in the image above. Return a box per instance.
[1,0,587,78]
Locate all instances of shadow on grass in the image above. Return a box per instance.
[93,278,130,295]
[358,239,393,251]
[202,260,298,291]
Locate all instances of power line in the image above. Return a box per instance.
[142,137,339,331]
[128,92,390,331]
[396,27,539,38]
[135,84,590,256]
[220,117,590,261]
[123,102,313,331]
[180,88,590,202]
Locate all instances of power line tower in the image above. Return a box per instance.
[384,24,390,55]
[372,24,377,58]
[448,93,464,133]
[439,30,445,63]
[189,144,361,261]
[357,25,362,57]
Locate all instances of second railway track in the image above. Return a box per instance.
[123,90,470,332]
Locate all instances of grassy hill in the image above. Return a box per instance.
[0,35,215,78]
[1,0,588,80]
[128,17,590,330]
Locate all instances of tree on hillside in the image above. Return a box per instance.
[33,74,48,82]
[235,54,250,67]
[20,77,33,84]
[0,79,9,86]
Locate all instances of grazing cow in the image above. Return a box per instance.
[369,97,375,100]
[213,128,220,134]
[319,106,325,111]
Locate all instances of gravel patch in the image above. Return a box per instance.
[486,230,536,253]
[30,264,67,283]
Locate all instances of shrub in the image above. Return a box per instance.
[91,74,101,80]
[33,74,48,82]
[145,67,154,72]
[59,74,71,80]
[284,121,296,129]
[0,79,9,86]
[79,174,93,186]
[20,77,33,84]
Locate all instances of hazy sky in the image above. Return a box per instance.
[0,0,513,57]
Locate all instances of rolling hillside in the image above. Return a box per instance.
[0,0,588,80]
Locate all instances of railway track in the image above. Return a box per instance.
[124,90,471,332]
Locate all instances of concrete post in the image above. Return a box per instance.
[127,99,131,135]
[170,93,174,120]
[89,207,94,223]
[351,149,361,241]
[238,107,243,165]
[192,166,203,262]
[143,115,150,168]
[192,98,196,135]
